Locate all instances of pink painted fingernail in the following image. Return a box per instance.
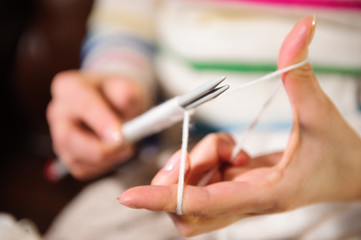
[103,126,123,145]
[163,152,180,171]
[232,151,250,166]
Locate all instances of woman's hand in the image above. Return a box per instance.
[47,71,148,179]
[118,16,361,237]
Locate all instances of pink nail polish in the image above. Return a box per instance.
[163,153,180,171]
[104,126,123,145]
[312,15,317,27]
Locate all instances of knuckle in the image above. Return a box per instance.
[126,85,143,105]
[91,147,111,164]
[203,133,224,152]
[293,63,314,79]
[175,222,198,238]
[70,168,90,180]
[51,71,80,97]
[113,80,144,112]
[46,101,55,122]
[204,133,219,145]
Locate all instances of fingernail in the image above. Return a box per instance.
[163,152,180,171]
[218,132,235,144]
[232,150,250,166]
[308,15,317,45]
[117,196,140,208]
[312,15,317,28]
[104,126,123,145]
[218,133,234,158]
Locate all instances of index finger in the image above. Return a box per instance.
[51,71,123,145]
[186,133,250,185]
[119,181,273,216]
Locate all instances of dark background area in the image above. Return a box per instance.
[0,0,94,234]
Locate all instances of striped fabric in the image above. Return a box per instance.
[82,0,361,150]
[81,0,157,92]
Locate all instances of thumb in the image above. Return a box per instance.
[278,16,327,123]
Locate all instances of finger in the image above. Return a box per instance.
[51,71,123,145]
[65,160,107,180]
[224,152,283,181]
[278,16,330,124]
[48,105,133,179]
[232,149,251,166]
[59,128,133,180]
[48,101,112,163]
[119,181,273,216]
[102,77,146,121]
[152,150,191,185]
[63,144,133,180]
[50,120,110,179]
[64,125,132,167]
[152,133,250,187]
[187,133,250,185]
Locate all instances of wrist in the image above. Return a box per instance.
[342,132,361,200]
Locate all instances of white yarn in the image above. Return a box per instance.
[177,110,191,215]
[231,81,283,159]
[220,60,308,240]
[230,59,308,159]
[225,58,309,97]
[175,59,308,225]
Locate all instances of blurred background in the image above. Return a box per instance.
[1,0,360,237]
[0,0,94,233]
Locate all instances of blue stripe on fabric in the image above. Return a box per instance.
[81,31,156,63]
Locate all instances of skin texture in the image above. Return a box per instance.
[47,72,148,179]
[118,16,361,237]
